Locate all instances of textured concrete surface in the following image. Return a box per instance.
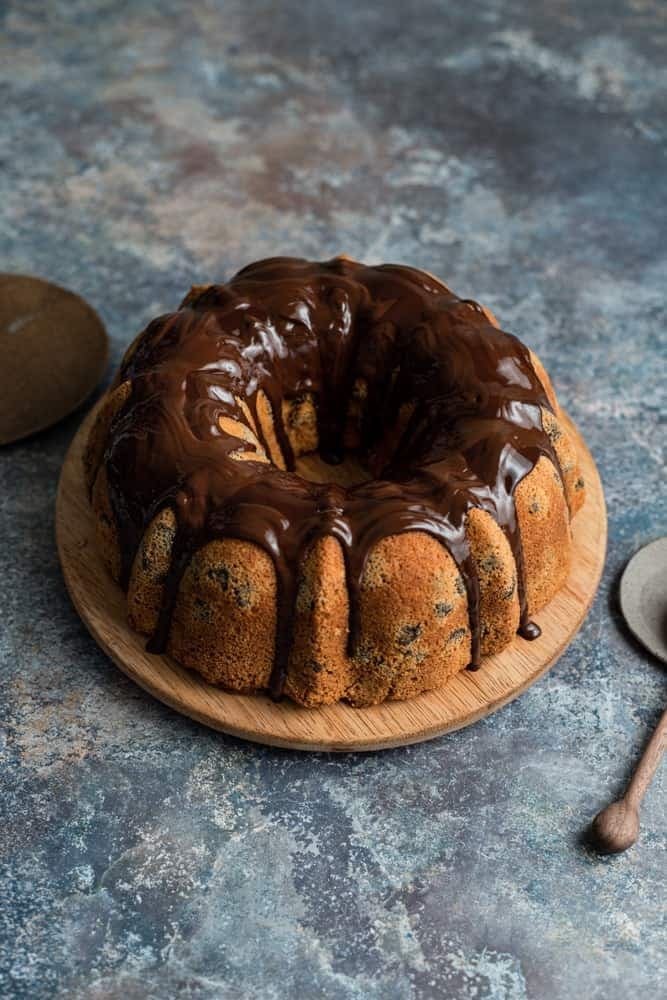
[1,1,666,997]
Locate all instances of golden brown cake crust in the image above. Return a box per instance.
[86,257,585,706]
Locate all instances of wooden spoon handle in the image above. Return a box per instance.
[625,705,667,808]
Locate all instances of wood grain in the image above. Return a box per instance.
[590,704,667,853]
[56,405,607,752]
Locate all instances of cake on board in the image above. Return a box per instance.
[83,256,585,707]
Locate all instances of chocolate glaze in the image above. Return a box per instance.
[518,621,542,640]
[102,257,564,696]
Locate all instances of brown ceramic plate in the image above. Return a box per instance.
[0,273,108,445]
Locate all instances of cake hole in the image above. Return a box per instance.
[294,450,373,488]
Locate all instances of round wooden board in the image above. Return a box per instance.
[56,405,606,752]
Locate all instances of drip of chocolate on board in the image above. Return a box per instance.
[103,257,561,696]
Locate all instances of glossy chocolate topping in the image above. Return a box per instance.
[103,256,562,696]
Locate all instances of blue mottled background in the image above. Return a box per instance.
[1,2,666,997]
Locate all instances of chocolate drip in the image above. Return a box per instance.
[518,621,542,640]
[103,257,564,694]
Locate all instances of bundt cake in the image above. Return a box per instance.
[84,256,585,707]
